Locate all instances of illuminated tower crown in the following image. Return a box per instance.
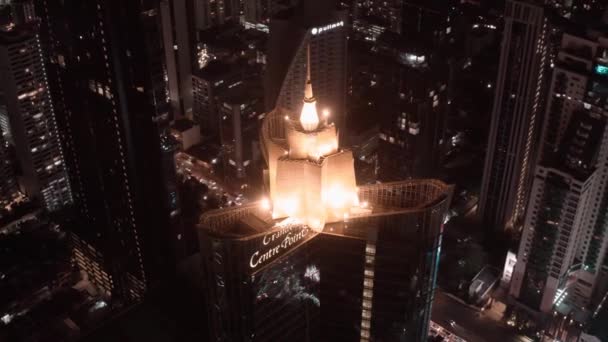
[260,44,360,231]
[300,45,320,131]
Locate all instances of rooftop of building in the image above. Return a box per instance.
[199,179,452,240]
[353,14,391,28]
[172,118,197,132]
[193,60,234,80]
[0,22,35,44]
[217,81,264,107]
[469,265,500,297]
[272,0,342,27]
[198,22,267,53]
[402,0,449,13]
[198,22,244,47]
[194,59,261,84]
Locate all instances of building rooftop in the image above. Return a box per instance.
[172,118,196,132]
[218,81,263,106]
[0,23,35,44]
[200,179,452,240]
[194,60,234,81]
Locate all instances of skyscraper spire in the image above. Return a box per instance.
[304,45,314,101]
[300,44,319,131]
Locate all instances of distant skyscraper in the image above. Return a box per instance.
[352,0,452,43]
[192,60,259,141]
[0,24,72,211]
[353,0,402,34]
[200,53,453,341]
[479,0,548,233]
[401,0,451,39]
[217,82,264,179]
[265,0,348,140]
[244,0,276,25]
[510,33,608,320]
[547,0,608,22]
[35,0,182,302]
[161,0,194,118]
[193,0,241,30]
[377,61,448,181]
[0,132,17,208]
[243,0,297,27]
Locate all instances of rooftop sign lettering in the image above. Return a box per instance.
[249,225,311,269]
[311,21,344,35]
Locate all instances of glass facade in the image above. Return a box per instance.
[252,243,320,341]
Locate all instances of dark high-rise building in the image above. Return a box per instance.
[199,180,452,342]
[217,82,264,180]
[547,0,608,23]
[244,0,296,27]
[34,0,182,302]
[200,207,321,342]
[401,0,452,45]
[265,0,348,139]
[479,0,548,233]
[377,60,448,181]
[161,0,194,118]
[352,0,402,34]
[0,131,17,208]
[192,61,260,141]
[193,0,241,30]
[352,0,453,45]
[319,181,452,342]
[0,24,72,211]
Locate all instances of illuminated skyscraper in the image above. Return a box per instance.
[510,33,608,321]
[200,51,453,341]
[265,0,348,138]
[0,24,72,211]
[479,0,548,233]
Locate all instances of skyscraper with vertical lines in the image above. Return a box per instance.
[35,0,182,302]
[479,0,548,233]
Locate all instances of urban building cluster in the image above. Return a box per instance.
[0,0,608,341]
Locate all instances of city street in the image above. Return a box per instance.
[175,152,245,206]
[432,290,531,342]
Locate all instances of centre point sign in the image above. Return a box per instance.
[249,225,311,269]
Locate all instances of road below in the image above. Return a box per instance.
[175,152,244,206]
[432,290,531,342]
